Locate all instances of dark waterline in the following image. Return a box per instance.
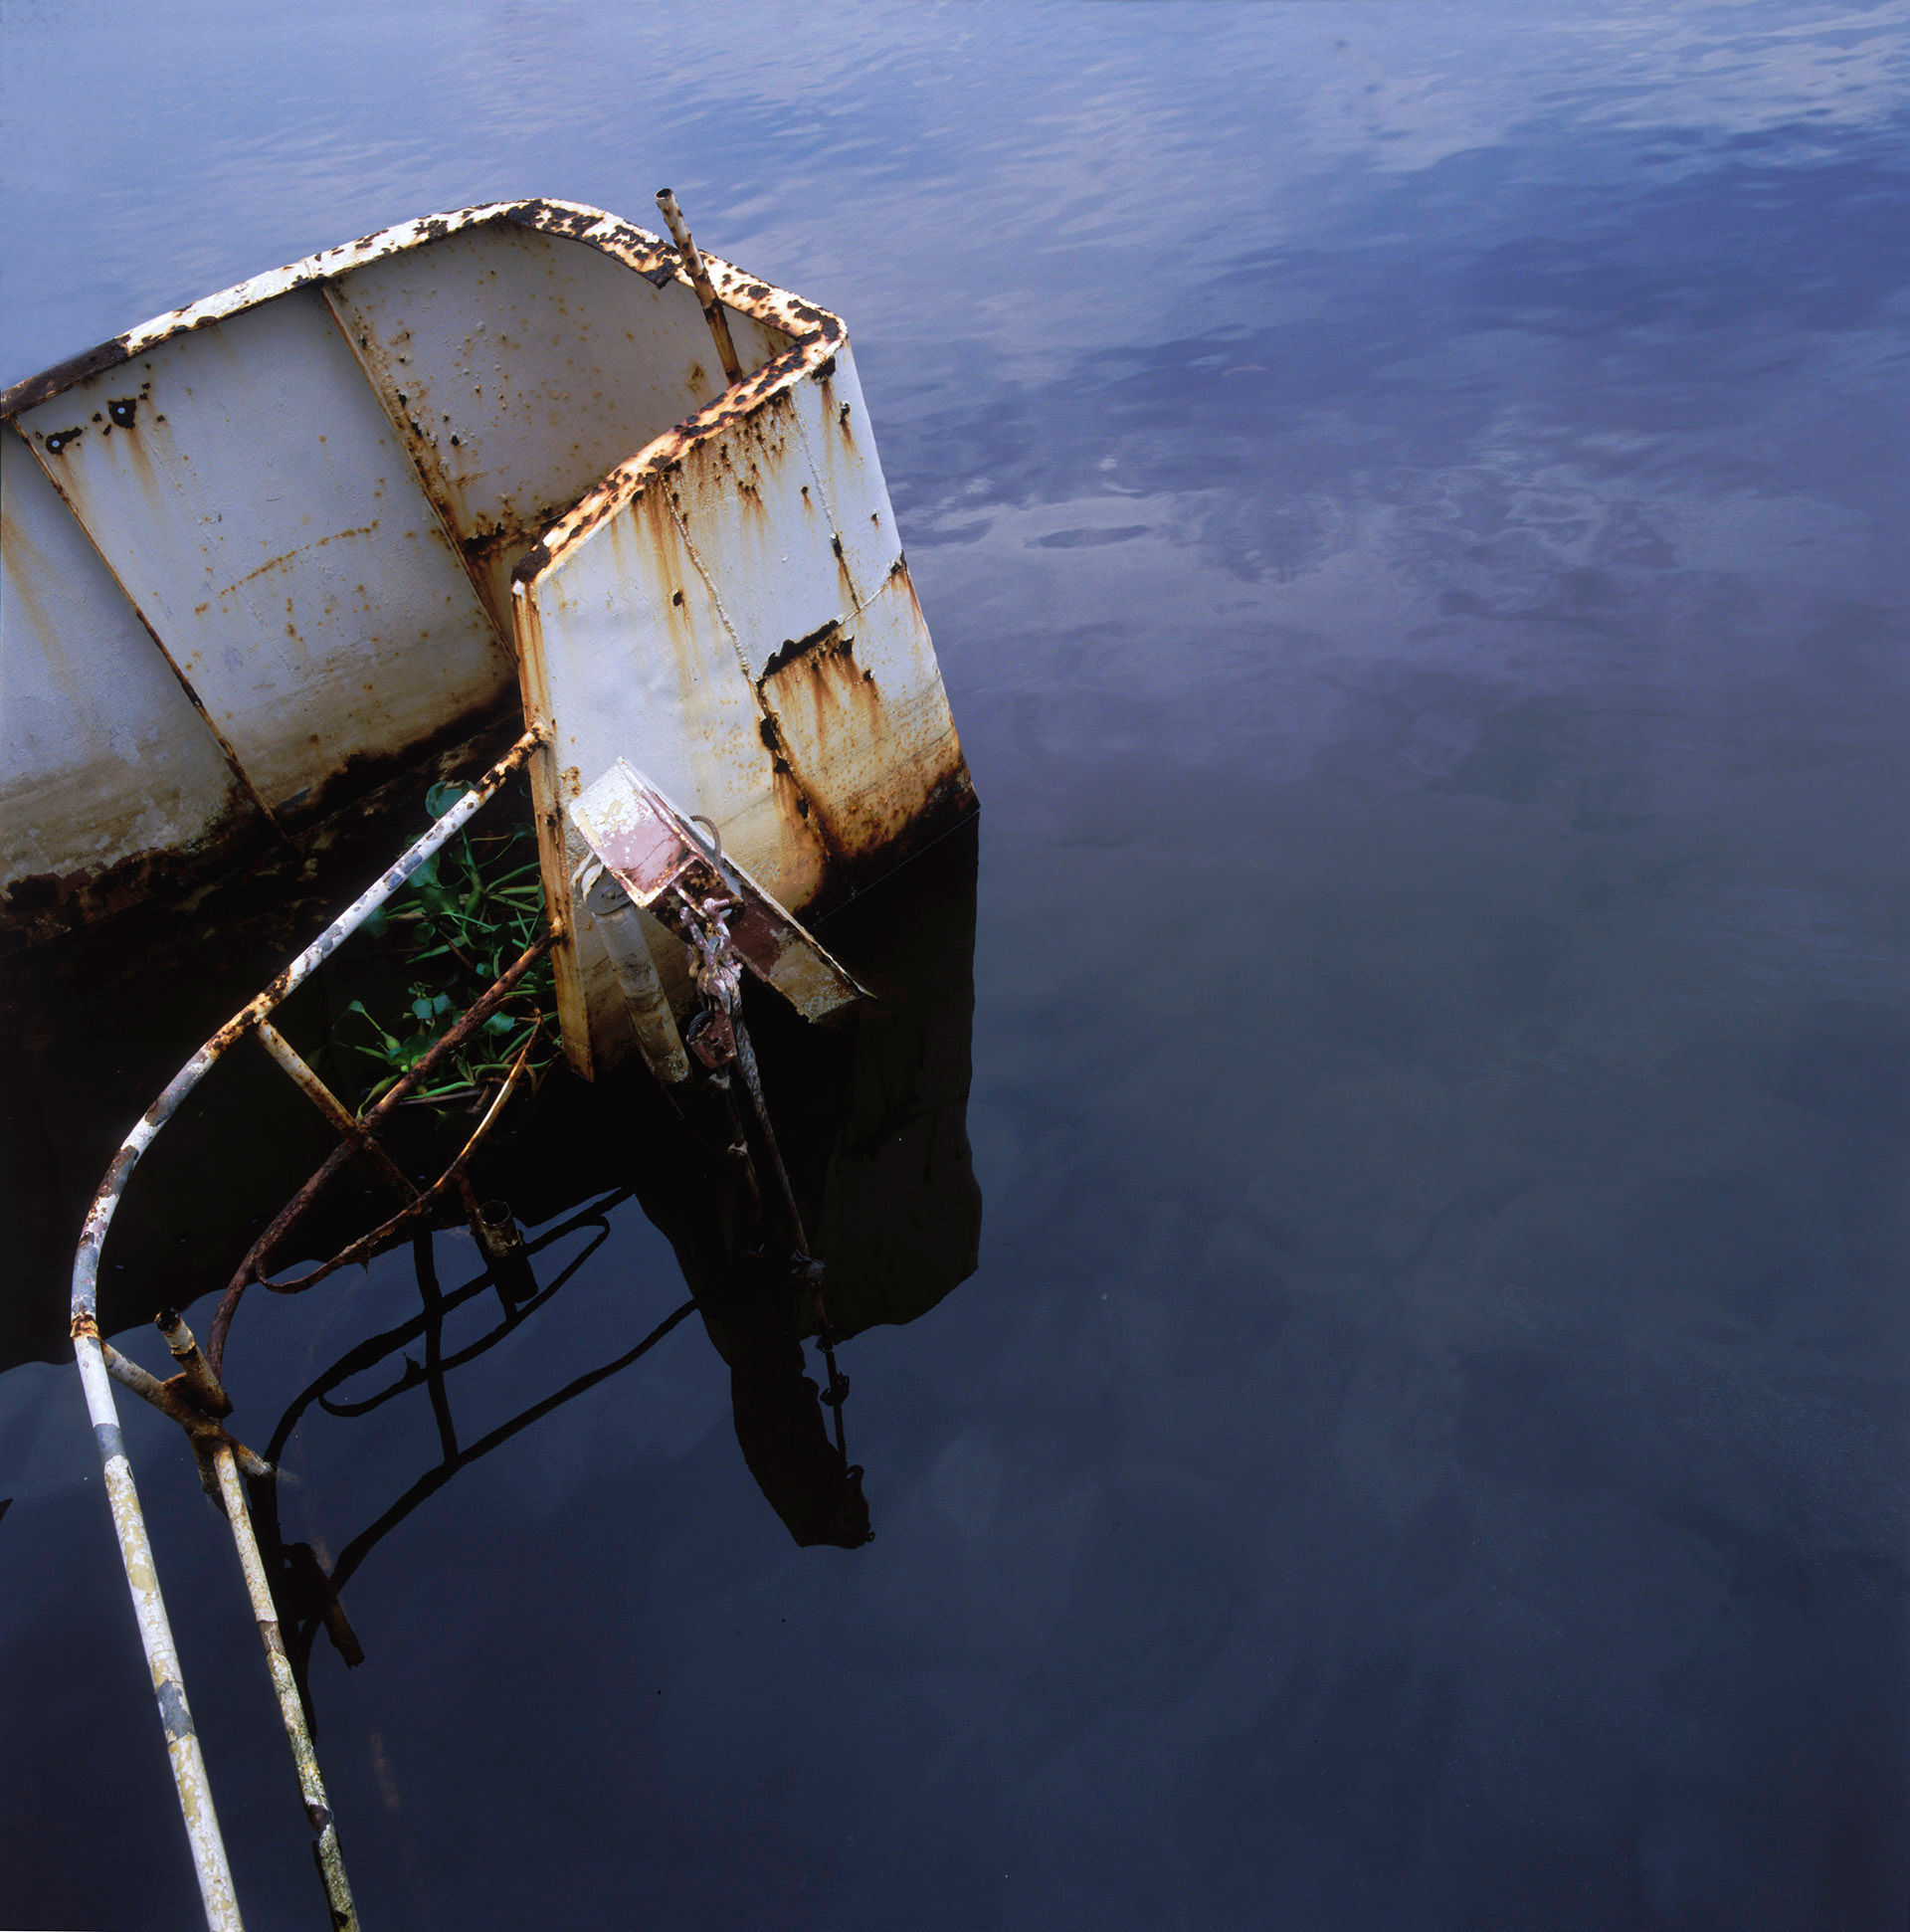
[3,5,1906,1927]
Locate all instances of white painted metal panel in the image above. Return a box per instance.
[326,221,789,593]
[784,346,905,618]
[518,485,834,911]
[647,349,913,683]
[518,336,974,1077]
[324,224,793,633]
[13,289,510,815]
[0,197,974,980]
[0,425,238,898]
[521,358,965,871]
[671,382,859,681]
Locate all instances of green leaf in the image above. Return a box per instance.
[426,781,476,819]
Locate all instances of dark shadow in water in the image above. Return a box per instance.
[246,820,981,1707]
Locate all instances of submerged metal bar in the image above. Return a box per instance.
[655,189,743,385]
[211,1447,358,1932]
[72,1329,245,1931]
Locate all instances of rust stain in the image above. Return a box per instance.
[0,489,59,656]
[4,198,970,971]
[506,582,591,1075]
[216,523,380,598]
[754,621,891,862]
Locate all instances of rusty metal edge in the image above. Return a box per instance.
[507,321,845,592]
[2,197,836,421]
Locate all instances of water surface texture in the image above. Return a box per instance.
[3,5,1907,1928]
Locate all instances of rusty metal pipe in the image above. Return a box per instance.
[99,1342,272,1478]
[474,1198,537,1305]
[254,1021,418,1199]
[210,987,551,1365]
[656,190,743,385]
[72,1328,245,1931]
[68,725,541,1930]
[211,1447,358,1932]
[155,1308,233,1417]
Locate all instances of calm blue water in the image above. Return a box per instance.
[3,5,1907,1927]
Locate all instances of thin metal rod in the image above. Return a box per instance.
[255,1020,419,1198]
[731,1017,808,1256]
[214,1006,548,1350]
[212,1447,358,1932]
[74,1329,245,1932]
[656,189,744,384]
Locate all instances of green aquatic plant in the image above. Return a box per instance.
[332,780,558,1112]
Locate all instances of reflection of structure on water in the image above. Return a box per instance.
[17,190,979,1931]
[265,818,979,1627]
[77,811,977,1927]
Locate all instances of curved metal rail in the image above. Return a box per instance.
[70,726,545,1932]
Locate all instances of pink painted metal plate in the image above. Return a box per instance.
[568,760,866,1022]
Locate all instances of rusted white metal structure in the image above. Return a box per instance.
[22,198,977,1931]
[2,196,976,1079]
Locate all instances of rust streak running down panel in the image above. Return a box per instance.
[3,196,975,1088]
[512,336,974,1080]
[322,221,790,632]
[12,290,509,821]
[0,199,799,942]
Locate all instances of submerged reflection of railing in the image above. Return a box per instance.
[248,1188,696,1697]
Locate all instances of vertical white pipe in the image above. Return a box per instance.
[74,1333,245,1932]
[212,1448,358,1931]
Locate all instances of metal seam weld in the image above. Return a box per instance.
[666,495,766,694]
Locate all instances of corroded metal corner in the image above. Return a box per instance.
[4,197,974,1033]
